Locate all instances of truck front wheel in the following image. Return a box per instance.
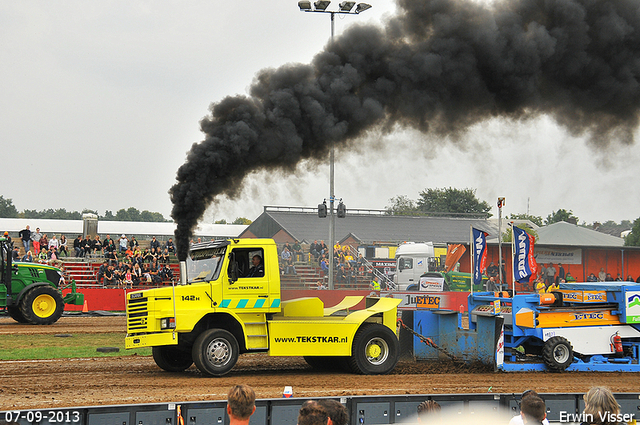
[349,324,399,375]
[20,286,65,325]
[153,346,193,372]
[192,329,239,377]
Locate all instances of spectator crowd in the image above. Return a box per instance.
[10,224,180,288]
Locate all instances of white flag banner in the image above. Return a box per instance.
[535,248,582,265]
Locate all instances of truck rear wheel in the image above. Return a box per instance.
[542,336,573,372]
[153,346,193,372]
[192,329,239,377]
[348,323,399,375]
[20,286,65,325]
[7,305,29,323]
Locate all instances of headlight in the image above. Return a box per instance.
[160,317,176,329]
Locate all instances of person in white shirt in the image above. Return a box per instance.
[509,390,550,425]
[48,235,59,250]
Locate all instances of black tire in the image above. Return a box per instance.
[153,346,193,372]
[542,336,573,372]
[19,286,65,325]
[348,323,399,375]
[7,305,29,323]
[192,329,239,377]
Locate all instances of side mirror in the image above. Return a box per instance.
[398,258,404,272]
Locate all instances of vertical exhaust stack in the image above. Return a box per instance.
[180,261,187,285]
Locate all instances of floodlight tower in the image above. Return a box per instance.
[298,1,372,290]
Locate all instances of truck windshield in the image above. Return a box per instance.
[186,246,226,283]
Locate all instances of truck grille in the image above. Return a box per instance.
[127,297,149,332]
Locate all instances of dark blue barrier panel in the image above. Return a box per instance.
[3,393,639,425]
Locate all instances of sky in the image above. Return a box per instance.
[2,0,640,227]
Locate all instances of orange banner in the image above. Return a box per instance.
[445,244,466,272]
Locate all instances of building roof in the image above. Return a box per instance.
[240,209,497,245]
[536,221,625,247]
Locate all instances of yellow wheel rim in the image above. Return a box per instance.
[364,336,389,365]
[32,294,56,318]
[366,343,382,359]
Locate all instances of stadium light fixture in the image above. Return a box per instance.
[339,1,356,11]
[355,3,372,13]
[314,1,331,10]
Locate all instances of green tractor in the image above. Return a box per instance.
[1,237,84,325]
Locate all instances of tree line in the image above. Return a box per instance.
[0,196,169,222]
[0,195,253,225]
[385,187,639,246]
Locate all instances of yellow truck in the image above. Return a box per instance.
[125,238,401,376]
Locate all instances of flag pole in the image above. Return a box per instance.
[470,226,474,295]
[511,224,516,296]
[497,197,505,291]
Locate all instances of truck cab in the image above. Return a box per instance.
[393,242,440,290]
[186,239,281,315]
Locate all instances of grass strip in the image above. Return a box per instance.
[0,333,151,360]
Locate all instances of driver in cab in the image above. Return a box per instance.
[246,255,264,278]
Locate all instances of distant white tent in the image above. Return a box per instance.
[0,218,247,240]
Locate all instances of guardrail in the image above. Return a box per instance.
[3,392,639,425]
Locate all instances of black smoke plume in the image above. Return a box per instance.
[170,0,640,259]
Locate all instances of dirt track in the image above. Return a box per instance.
[1,316,638,410]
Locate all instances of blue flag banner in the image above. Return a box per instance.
[472,228,488,286]
[513,226,538,283]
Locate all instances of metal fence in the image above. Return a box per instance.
[3,392,639,425]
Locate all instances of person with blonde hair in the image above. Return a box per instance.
[21,250,33,262]
[582,386,623,425]
[227,385,256,425]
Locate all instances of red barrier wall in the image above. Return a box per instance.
[62,288,474,312]
[63,288,130,311]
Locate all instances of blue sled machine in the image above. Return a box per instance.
[403,282,640,372]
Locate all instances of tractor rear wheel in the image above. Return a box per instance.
[542,336,573,372]
[192,329,239,377]
[19,286,65,325]
[153,346,193,372]
[348,324,399,375]
[7,305,29,323]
